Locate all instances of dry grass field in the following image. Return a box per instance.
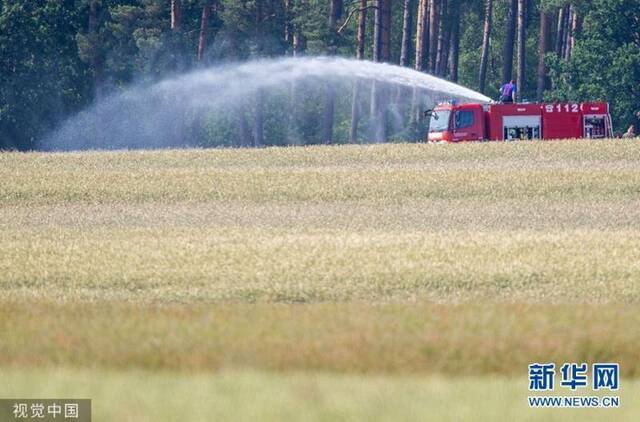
[1,140,639,420]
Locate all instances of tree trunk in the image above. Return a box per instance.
[563,5,575,60]
[502,0,517,83]
[569,7,581,56]
[440,2,453,78]
[381,0,391,62]
[448,20,459,81]
[289,0,307,56]
[254,88,264,147]
[254,1,265,146]
[414,0,430,71]
[443,2,452,75]
[350,82,361,143]
[373,0,382,61]
[350,0,368,142]
[447,0,460,81]
[329,0,343,40]
[171,0,181,31]
[371,0,391,142]
[237,105,250,147]
[536,8,552,101]
[568,7,577,59]
[396,0,413,127]
[428,0,438,73]
[372,0,393,62]
[292,33,303,56]
[288,1,306,144]
[371,0,382,137]
[323,86,336,144]
[478,0,492,94]
[411,0,429,131]
[516,0,525,101]
[561,5,573,60]
[322,0,343,144]
[440,31,450,78]
[400,0,413,67]
[555,5,567,57]
[356,0,367,60]
[197,2,212,62]
[284,0,293,52]
[435,0,447,76]
[88,0,104,98]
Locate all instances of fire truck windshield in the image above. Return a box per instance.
[429,110,451,132]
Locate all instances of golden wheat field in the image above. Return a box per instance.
[1,140,639,420]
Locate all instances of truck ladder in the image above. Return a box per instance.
[605,113,614,138]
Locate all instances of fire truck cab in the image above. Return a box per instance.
[427,101,612,142]
[427,103,485,142]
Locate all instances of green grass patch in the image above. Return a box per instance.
[0,368,637,421]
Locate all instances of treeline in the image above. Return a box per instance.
[1,0,639,149]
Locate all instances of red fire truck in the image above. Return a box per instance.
[426,101,613,142]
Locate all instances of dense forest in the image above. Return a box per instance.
[1,0,639,150]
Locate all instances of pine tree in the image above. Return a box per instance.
[478,0,492,94]
[536,5,552,101]
[502,0,517,84]
[516,0,526,101]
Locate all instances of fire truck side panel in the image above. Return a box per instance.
[487,106,502,140]
[541,103,582,139]
[484,107,491,141]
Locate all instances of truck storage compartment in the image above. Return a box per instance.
[487,103,543,140]
[581,103,613,138]
[583,115,608,138]
[503,115,541,140]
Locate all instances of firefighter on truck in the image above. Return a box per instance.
[499,80,517,103]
